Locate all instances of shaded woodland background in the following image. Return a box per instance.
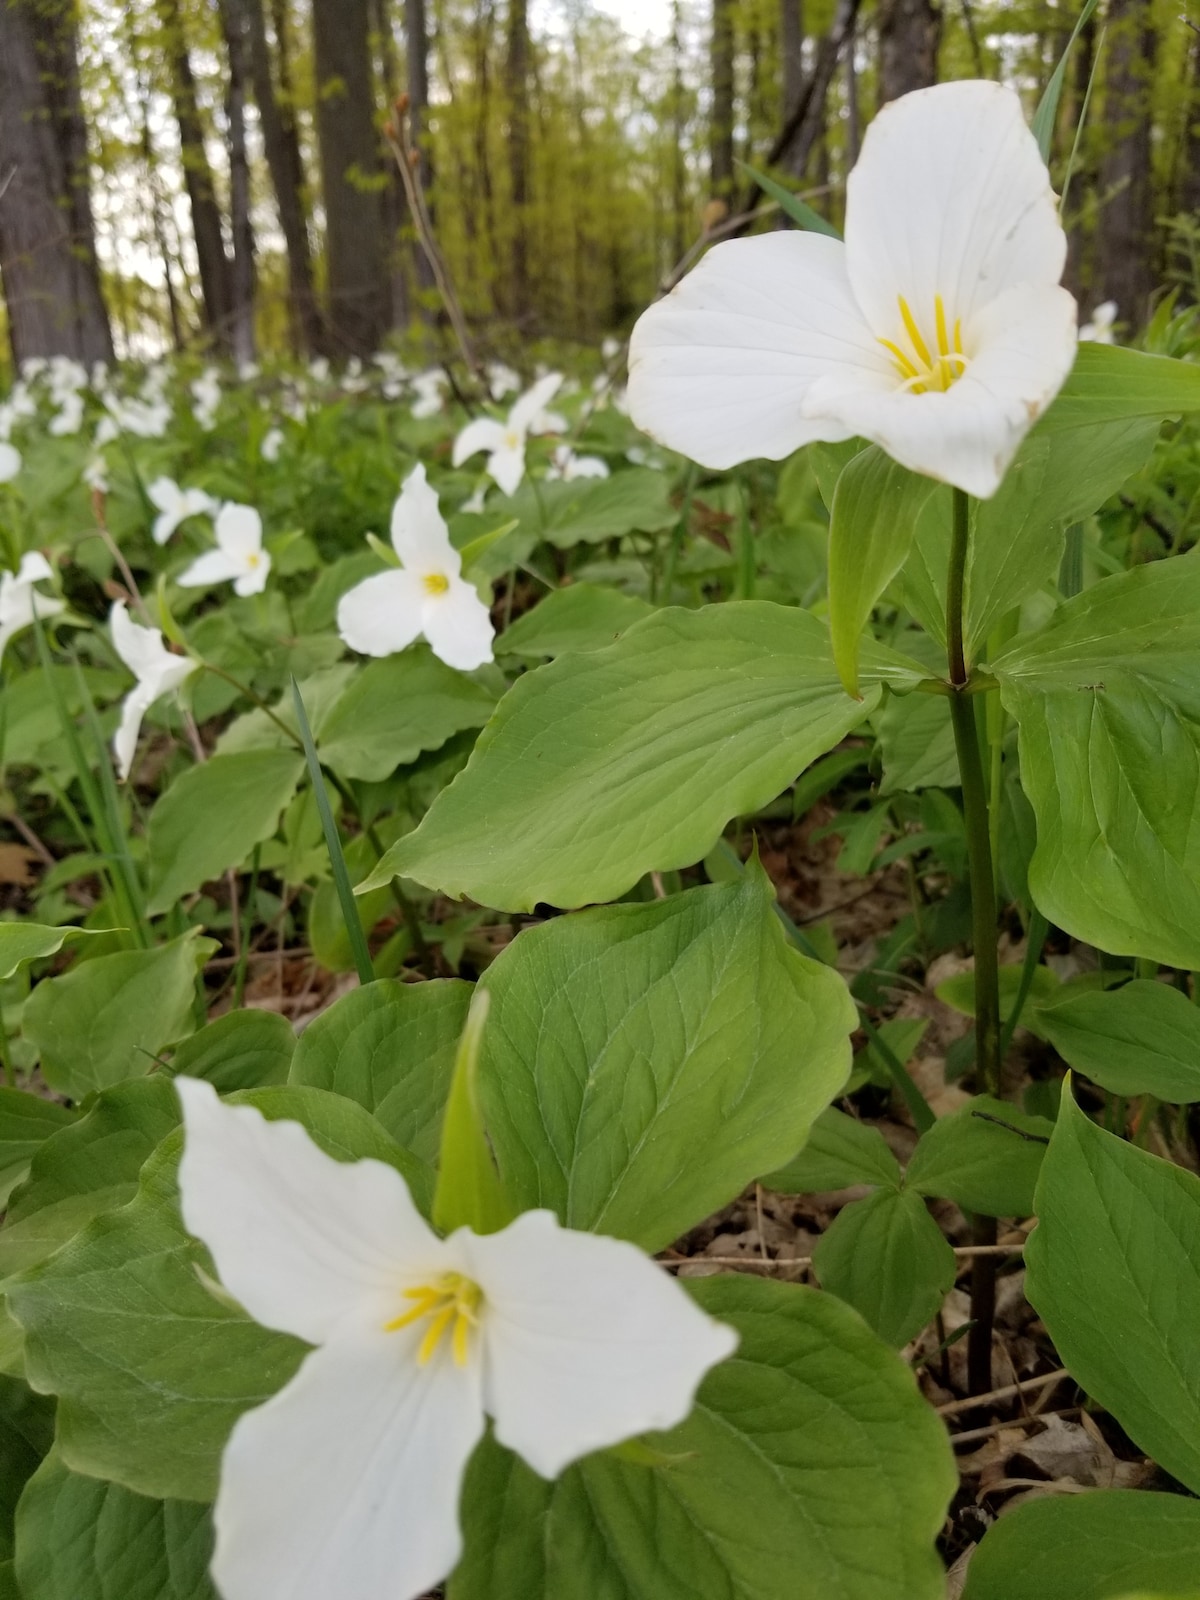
[0,0,1197,373]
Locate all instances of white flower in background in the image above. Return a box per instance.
[19,357,46,382]
[451,373,564,496]
[192,368,222,430]
[178,503,271,597]
[341,357,369,394]
[239,361,261,382]
[147,476,219,546]
[338,464,494,671]
[109,601,198,781]
[82,455,108,493]
[461,483,488,515]
[261,427,284,463]
[48,389,85,436]
[0,552,64,661]
[308,357,331,384]
[486,361,521,399]
[547,444,609,481]
[601,335,622,360]
[175,1077,736,1600]
[410,368,447,419]
[375,352,408,399]
[1079,300,1118,344]
[628,81,1077,500]
[0,442,21,483]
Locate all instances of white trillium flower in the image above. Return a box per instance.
[175,1077,736,1600]
[261,427,284,463]
[109,601,198,780]
[178,503,272,597]
[147,476,219,546]
[627,81,1078,500]
[409,368,447,419]
[0,552,64,661]
[548,444,610,481]
[1079,299,1118,344]
[451,373,564,496]
[0,442,21,483]
[48,389,85,436]
[83,455,108,493]
[337,464,494,671]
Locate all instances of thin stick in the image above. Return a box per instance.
[663,1242,1024,1272]
[936,1367,1071,1418]
[950,1407,1079,1448]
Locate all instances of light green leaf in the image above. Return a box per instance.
[168,1009,295,1093]
[21,932,217,1098]
[496,582,655,659]
[994,551,1200,968]
[289,976,470,1163]
[145,752,304,916]
[906,1095,1053,1217]
[14,1450,215,1600]
[1029,0,1099,161]
[0,924,101,982]
[361,602,923,912]
[0,1092,76,1210]
[963,1488,1200,1600]
[877,688,958,794]
[813,1187,955,1347]
[1035,980,1200,1102]
[1040,342,1200,433]
[453,1276,954,1600]
[1026,1086,1200,1494]
[512,468,675,549]
[433,990,513,1236]
[761,1105,902,1193]
[736,158,842,237]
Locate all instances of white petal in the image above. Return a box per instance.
[337,569,427,657]
[177,548,244,589]
[147,476,181,514]
[152,510,182,547]
[113,684,154,782]
[844,80,1067,340]
[465,1210,738,1479]
[0,442,21,482]
[390,464,459,574]
[804,282,1078,497]
[233,552,271,597]
[627,232,887,470]
[175,1077,444,1344]
[487,442,526,497]
[421,578,495,672]
[508,372,563,435]
[212,1327,485,1600]
[15,552,53,586]
[452,417,507,467]
[216,502,264,560]
[564,453,609,480]
[111,600,167,679]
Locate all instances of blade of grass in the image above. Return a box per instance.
[1031,0,1100,163]
[735,158,841,238]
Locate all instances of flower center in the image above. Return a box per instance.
[384,1272,483,1367]
[246,551,261,568]
[504,430,520,451]
[878,294,969,395]
[423,571,450,596]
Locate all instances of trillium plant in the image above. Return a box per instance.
[5,57,1200,1600]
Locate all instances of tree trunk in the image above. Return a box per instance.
[220,0,256,365]
[243,0,323,353]
[370,0,411,329]
[405,0,436,301]
[780,0,805,176]
[709,0,735,203]
[312,0,390,356]
[1095,0,1157,325]
[0,0,112,365]
[506,0,532,326]
[156,0,234,349]
[878,0,941,105]
[670,0,687,263]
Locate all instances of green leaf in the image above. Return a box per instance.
[0,1092,76,1209]
[963,1488,1200,1600]
[475,866,856,1250]
[0,924,101,981]
[761,1105,902,1193]
[1035,980,1200,1102]
[1040,343,1200,433]
[145,751,304,916]
[315,649,496,782]
[14,1450,216,1600]
[813,1188,955,1347]
[736,158,842,238]
[1026,1086,1200,1493]
[828,446,937,696]
[994,551,1200,968]
[876,688,958,794]
[496,582,655,659]
[512,468,675,549]
[289,976,470,1163]
[433,990,514,1236]
[7,1086,432,1502]
[935,962,1060,1030]
[361,602,921,912]
[168,1009,295,1092]
[0,1376,54,1562]
[1030,0,1100,160]
[453,1276,954,1600]
[906,1095,1053,1217]
[21,932,217,1098]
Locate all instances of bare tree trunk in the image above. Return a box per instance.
[670,0,687,263]
[709,0,735,202]
[220,0,256,365]
[845,17,860,167]
[312,0,391,355]
[1095,0,1157,325]
[506,0,532,327]
[877,0,941,105]
[156,0,234,350]
[0,0,112,364]
[780,0,805,176]
[370,0,411,329]
[405,0,436,303]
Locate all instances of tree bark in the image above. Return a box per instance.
[312,0,391,356]
[405,0,436,301]
[709,0,735,202]
[370,0,411,329]
[0,0,112,365]
[506,0,532,326]
[779,0,805,176]
[878,0,941,105]
[670,0,687,263]
[220,0,256,365]
[1095,0,1158,324]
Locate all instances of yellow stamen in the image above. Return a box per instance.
[417,1304,457,1364]
[934,295,950,358]
[423,571,450,595]
[878,296,971,395]
[384,1272,482,1367]
[897,295,933,368]
[877,338,920,381]
[953,316,964,355]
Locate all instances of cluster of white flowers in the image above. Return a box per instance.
[192,367,223,430]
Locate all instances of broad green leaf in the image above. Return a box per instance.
[21,931,217,1098]
[1039,342,1200,433]
[994,551,1200,968]
[315,649,496,782]
[476,867,855,1250]
[828,446,937,696]
[496,582,655,659]
[906,1095,1053,1217]
[7,1086,432,1502]
[511,467,675,549]
[361,602,923,912]
[0,1092,76,1210]
[762,1105,902,1193]
[168,1009,295,1092]
[1034,980,1200,1102]
[935,962,1060,1032]
[1026,1087,1200,1493]
[289,976,470,1162]
[812,1188,955,1347]
[453,1276,954,1600]
[963,1488,1200,1600]
[145,751,304,916]
[876,687,957,794]
[0,923,99,981]
[0,1376,53,1562]
[14,1450,215,1600]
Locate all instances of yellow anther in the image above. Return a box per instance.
[879,296,970,395]
[897,296,933,368]
[934,295,950,358]
[384,1272,482,1367]
[877,338,920,381]
[423,571,450,595]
